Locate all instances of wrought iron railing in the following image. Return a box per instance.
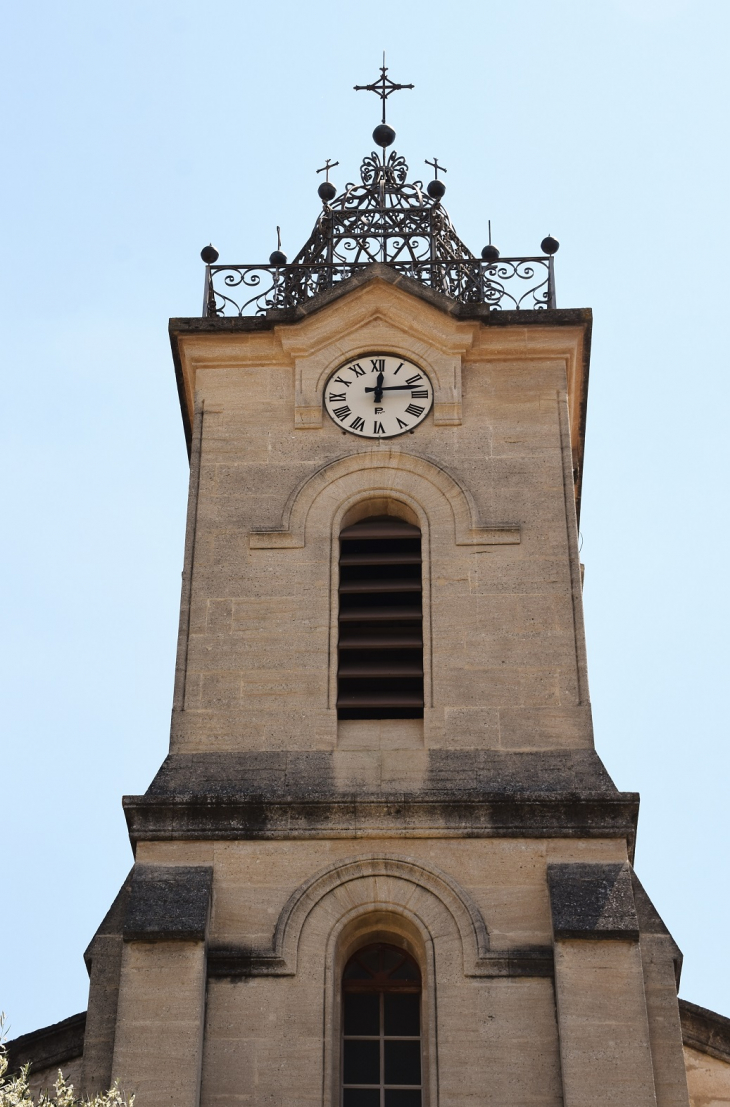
[202,256,556,318]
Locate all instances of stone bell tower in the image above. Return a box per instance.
[69,65,704,1107]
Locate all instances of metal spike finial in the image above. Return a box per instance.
[269,226,287,267]
[481,220,500,262]
[354,54,414,124]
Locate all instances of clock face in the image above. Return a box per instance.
[323,354,434,439]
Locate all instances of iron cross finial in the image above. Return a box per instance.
[425,157,448,180]
[354,54,414,124]
[316,158,340,183]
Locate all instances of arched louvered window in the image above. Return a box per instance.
[342,943,422,1107]
[337,516,424,720]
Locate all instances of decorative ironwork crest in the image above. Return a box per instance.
[290,148,474,280]
[201,67,557,317]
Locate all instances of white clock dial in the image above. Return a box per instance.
[323,354,434,439]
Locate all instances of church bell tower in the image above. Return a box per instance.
[77,66,694,1107]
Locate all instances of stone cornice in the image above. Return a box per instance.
[122,792,639,856]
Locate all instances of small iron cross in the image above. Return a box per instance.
[425,157,448,179]
[316,158,339,182]
[354,54,414,124]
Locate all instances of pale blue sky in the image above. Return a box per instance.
[2,0,729,1038]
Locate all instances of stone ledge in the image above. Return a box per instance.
[680,999,730,1063]
[123,793,639,852]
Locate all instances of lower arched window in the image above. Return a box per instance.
[342,943,422,1107]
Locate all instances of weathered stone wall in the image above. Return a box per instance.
[169,278,592,770]
[113,836,632,1107]
[88,277,691,1107]
[134,837,626,952]
[684,1047,730,1107]
[681,1000,730,1107]
[23,1055,84,1100]
[11,278,725,1107]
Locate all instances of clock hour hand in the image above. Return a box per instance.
[364,372,384,402]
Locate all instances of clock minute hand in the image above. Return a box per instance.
[364,384,415,393]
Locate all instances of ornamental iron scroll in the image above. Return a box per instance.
[202,146,556,317]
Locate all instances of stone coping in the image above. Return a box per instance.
[680,998,730,1063]
[548,862,640,940]
[4,1012,86,1077]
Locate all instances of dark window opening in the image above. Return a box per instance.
[337,516,424,720]
[342,943,422,1107]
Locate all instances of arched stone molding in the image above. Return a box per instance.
[204,855,554,980]
[249,449,520,549]
[271,854,490,978]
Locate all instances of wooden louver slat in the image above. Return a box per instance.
[337,515,424,720]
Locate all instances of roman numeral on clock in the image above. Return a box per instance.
[333,376,350,388]
[333,405,351,421]
[350,415,365,431]
[348,363,365,377]
[373,421,385,434]
[405,373,423,386]
[328,392,347,402]
[410,389,429,399]
[405,404,425,417]
[370,358,385,373]
[397,418,409,430]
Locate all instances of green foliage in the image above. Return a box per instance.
[0,1015,133,1107]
